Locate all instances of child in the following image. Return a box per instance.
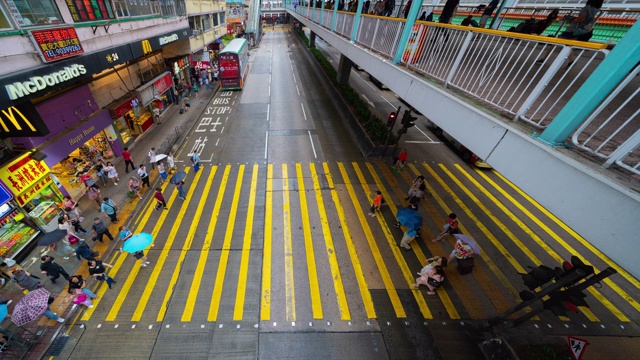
[433,213,460,242]
[392,148,408,173]
[368,191,384,217]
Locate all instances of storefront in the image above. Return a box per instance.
[168,55,191,85]
[135,71,176,122]
[107,96,142,145]
[0,153,65,261]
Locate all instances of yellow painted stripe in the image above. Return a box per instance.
[261,164,274,320]
[282,164,296,321]
[296,163,323,319]
[310,163,350,320]
[234,164,259,320]
[160,167,218,322]
[130,168,195,321]
[440,164,601,322]
[178,166,226,321]
[372,163,459,319]
[357,163,432,319]
[470,167,636,320]
[323,162,375,318]
[105,180,174,321]
[338,162,406,318]
[208,165,245,321]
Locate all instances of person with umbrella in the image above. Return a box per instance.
[399,228,419,251]
[167,152,175,174]
[39,229,75,260]
[11,288,64,324]
[40,255,69,284]
[122,232,153,268]
[448,235,476,264]
[157,160,167,183]
[148,147,157,170]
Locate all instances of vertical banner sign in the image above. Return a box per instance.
[29,27,84,63]
[64,0,115,22]
[0,153,52,206]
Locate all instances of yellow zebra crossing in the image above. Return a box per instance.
[81,161,639,326]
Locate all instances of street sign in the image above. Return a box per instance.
[567,336,589,360]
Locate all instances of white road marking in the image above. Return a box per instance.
[301,103,307,120]
[380,93,395,107]
[269,74,271,84]
[189,137,207,156]
[215,138,220,146]
[267,104,270,122]
[293,74,296,83]
[361,94,375,108]
[308,131,317,159]
[296,85,300,96]
[414,125,439,143]
[264,132,269,159]
[268,85,271,97]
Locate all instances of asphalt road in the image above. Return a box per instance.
[50,28,640,360]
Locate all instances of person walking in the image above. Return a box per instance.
[100,197,118,223]
[408,183,426,205]
[75,241,96,261]
[167,152,175,174]
[122,147,135,173]
[399,228,418,250]
[95,164,108,186]
[88,259,116,289]
[176,180,186,200]
[103,161,119,186]
[63,208,90,235]
[479,0,499,28]
[118,225,133,252]
[191,152,200,172]
[192,83,199,98]
[67,275,98,300]
[392,148,408,173]
[11,268,41,291]
[148,148,157,170]
[49,237,76,260]
[138,165,151,188]
[406,175,425,200]
[367,191,384,217]
[128,177,143,199]
[413,265,445,295]
[91,217,114,243]
[86,186,102,210]
[62,196,80,217]
[157,161,167,183]
[40,255,70,284]
[154,188,169,210]
[42,306,66,323]
[433,213,461,242]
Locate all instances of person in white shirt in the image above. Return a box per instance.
[137,165,150,188]
[148,148,157,169]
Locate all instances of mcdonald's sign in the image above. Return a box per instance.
[142,40,153,55]
[0,102,49,138]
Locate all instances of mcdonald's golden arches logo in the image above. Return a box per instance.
[142,40,152,55]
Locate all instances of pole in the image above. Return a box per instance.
[380,105,401,158]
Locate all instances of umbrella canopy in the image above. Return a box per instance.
[122,232,153,253]
[37,229,68,246]
[152,154,168,163]
[395,207,423,230]
[169,171,187,185]
[453,234,481,256]
[0,303,8,322]
[11,288,50,326]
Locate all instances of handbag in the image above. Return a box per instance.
[68,234,80,244]
[73,293,87,304]
[427,277,441,288]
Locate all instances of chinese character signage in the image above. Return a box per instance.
[29,27,84,63]
[65,0,115,22]
[0,153,51,206]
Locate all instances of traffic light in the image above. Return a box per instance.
[386,112,396,127]
[401,110,417,129]
[520,264,557,291]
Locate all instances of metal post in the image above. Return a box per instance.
[331,0,339,32]
[351,0,365,42]
[538,20,640,146]
[392,0,423,64]
[381,106,401,158]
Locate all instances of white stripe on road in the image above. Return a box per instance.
[308,131,317,159]
[296,85,300,96]
[264,132,269,159]
[267,104,270,122]
[414,125,439,143]
[301,103,307,120]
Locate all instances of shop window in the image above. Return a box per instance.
[0,5,13,30]
[6,0,63,26]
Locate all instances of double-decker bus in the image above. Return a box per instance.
[218,38,249,90]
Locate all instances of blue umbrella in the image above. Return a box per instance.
[122,232,154,253]
[395,207,423,230]
[0,303,8,321]
[170,171,187,185]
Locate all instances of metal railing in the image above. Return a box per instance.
[292,6,640,177]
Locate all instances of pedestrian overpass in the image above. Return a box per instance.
[285,4,640,278]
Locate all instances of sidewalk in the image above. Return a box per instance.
[0,84,218,359]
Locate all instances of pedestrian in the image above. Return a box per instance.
[103,161,119,186]
[128,176,143,199]
[154,187,169,210]
[72,291,94,308]
[408,183,426,205]
[137,165,151,188]
[49,236,76,260]
[367,191,384,217]
[392,148,408,173]
[393,203,418,227]
[133,250,152,268]
[417,256,448,276]
[167,152,175,174]
[58,215,82,240]
[100,197,118,223]
[88,259,116,289]
[67,275,98,300]
[406,175,425,200]
[91,217,114,243]
[182,97,190,113]
[122,147,135,173]
[193,83,199,98]
[176,180,186,200]
[62,196,80,217]
[11,268,41,291]
[433,213,461,242]
[204,76,210,90]
[95,164,108,186]
[63,208,90,235]
[399,228,418,250]
[0,257,14,286]
[118,225,133,252]
[448,237,475,264]
[40,255,70,284]
[153,107,161,124]
[191,152,200,172]
[86,186,102,210]
[402,0,412,19]
[80,171,98,190]
[75,241,96,261]
[148,147,157,170]
[42,305,65,323]
[413,265,445,295]
[157,161,167,182]
[479,0,499,28]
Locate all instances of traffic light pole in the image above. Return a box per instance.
[380,105,401,159]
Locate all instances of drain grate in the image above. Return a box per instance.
[46,335,70,356]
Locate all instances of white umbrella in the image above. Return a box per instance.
[453,234,481,256]
[152,154,168,163]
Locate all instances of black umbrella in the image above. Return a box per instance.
[37,229,68,246]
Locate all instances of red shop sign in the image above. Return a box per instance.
[29,27,84,63]
[113,97,138,118]
[153,73,173,95]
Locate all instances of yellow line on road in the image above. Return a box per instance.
[323,162,375,318]
[310,163,349,320]
[234,164,259,320]
[296,163,323,319]
[131,168,195,321]
[178,166,226,322]
[338,162,406,318]
[208,165,245,321]
[105,181,174,321]
[282,164,296,321]
[469,167,634,321]
[162,167,218,322]
[357,163,432,319]
[261,164,274,320]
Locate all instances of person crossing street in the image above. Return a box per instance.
[137,165,151,188]
[40,256,70,284]
[154,188,169,210]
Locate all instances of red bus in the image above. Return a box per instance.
[218,38,249,90]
